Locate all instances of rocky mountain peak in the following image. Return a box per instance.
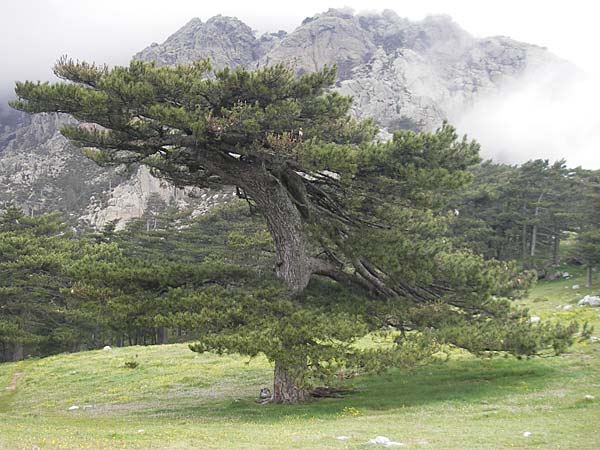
[134,15,261,68]
[264,8,375,80]
[1,9,573,228]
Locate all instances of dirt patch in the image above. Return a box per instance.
[5,371,24,391]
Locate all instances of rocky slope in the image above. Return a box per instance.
[0,8,570,228]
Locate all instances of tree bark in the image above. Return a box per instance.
[12,341,24,361]
[530,223,538,258]
[530,192,545,258]
[553,234,560,266]
[241,167,325,293]
[272,360,309,404]
[157,327,168,345]
[586,265,593,288]
[522,222,529,263]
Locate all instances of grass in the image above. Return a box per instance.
[1,268,599,449]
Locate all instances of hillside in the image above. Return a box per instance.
[1,268,599,449]
[0,8,573,229]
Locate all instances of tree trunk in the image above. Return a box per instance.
[553,234,560,266]
[522,222,529,263]
[12,341,24,361]
[241,169,324,293]
[586,265,592,288]
[530,192,545,258]
[530,223,538,257]
[272,361,309,404]
[157,327,168,345]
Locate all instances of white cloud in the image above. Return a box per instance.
[455,65,600,168]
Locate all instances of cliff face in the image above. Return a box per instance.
[133,16,266,69]
[0,9,570,227]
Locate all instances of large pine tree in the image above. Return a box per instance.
[11,59,576,402]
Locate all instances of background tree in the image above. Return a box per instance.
[11,59,577,402]
[0,207,117,361]
[450,159,582,271]
[572,169,600,287]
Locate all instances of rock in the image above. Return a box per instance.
[368,436,405,447]
[369,436,392,444]
[259,387,271,400]
[523,432,532,437]
[547,271,562,281]
[263,9,375,80]
[137,429,145,433]
[562,305,573,310]
[590,336,599,343]
[67,405,80,411]
[336,436,350,440]
[584,394,595,400]
[578,296,600,307]
[102,345,112,351]
[562,272,570,278]
[572,285,580,290]
[134,16,263,69]
[529,316,541,323]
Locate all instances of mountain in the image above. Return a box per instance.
[0,8,571,228]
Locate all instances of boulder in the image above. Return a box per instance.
[578,295,600,307]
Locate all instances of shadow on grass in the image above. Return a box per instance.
[146,357,557,423]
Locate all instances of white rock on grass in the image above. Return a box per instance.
[336,436,350,440]
[562,305,573,310]
[590,336,599,343]
[572,285,580,290]
[523,432,532,437]
[368,436,405,447]
[578,295,600,307]
[529,316,541,323]
[67,405,80,411]
[103,345,112,351]
[584,395,595,400]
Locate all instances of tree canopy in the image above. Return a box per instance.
[11,58,579,402]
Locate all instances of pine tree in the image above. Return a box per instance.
[11,59,577,402]
[573,170,600,287]
[0,207,117,360]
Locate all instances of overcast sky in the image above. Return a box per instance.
[1,0,599,167]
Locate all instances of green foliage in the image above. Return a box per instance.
[10,59,582,399]
[0,207,117,360]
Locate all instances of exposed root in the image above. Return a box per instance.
[309,386,357,398]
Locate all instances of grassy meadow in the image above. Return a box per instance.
[1,265,599,449]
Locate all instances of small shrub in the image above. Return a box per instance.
[123,358,139,369]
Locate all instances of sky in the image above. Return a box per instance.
[1,0,599,167]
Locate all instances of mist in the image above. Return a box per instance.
[2,1,599,169]
[454,64,600,169]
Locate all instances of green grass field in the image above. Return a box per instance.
[1,266,599,449]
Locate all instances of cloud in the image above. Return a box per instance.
[455,64,600,169]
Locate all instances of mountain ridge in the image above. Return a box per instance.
[0,8,573,228]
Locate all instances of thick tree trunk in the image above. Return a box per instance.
[586,265,592,288]
[272,361,309,404]
[241,169,325,293]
